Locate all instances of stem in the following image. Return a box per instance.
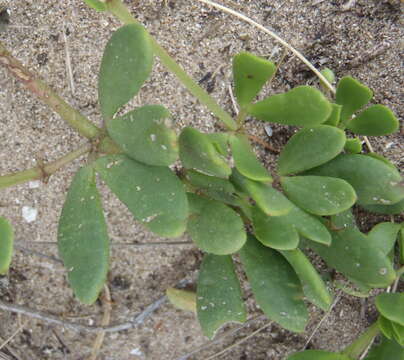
[0,41,101,139]
[0,144,92,190]
[106,0,237,131]
[342,322,379,359]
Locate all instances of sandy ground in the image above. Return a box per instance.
[0,0,403,359]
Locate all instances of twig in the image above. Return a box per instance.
[228,85,239,115]
[205,321,273,360]
[177,315,266,360]
[0,321,26,351]
[63,22,75,95]
[363,136,374,153]
[194,0,336,94]
[247,134,280,154]
[0,279,190,333]
[87,285,112,360]
[301,291,342,350]
[15,245,63,264]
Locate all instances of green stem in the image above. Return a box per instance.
[106,0,237,131]
[0,144,92,190]
[0,41,101,139]
[342,322,379,359]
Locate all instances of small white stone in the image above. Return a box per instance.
[28,180,41,189]
[22,206,38,223]
[130,348,143,356]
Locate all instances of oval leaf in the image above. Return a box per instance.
[277,125,346,176]
[347,104,399,136]
[392,322,404,346]
[233,52,276,107]
[344,137,362,154]
[367,222,401,256]
[281,249,332,311]
[288,350,352,360]
[252,207,299,250]
[361,199,404,215]
[83,0,107,11]
[239,236,308,333]
[281,176,357,216]
[98,24,153,119]
[95,155,188,237]
[187,194,246,255]
[365,336,404,360]
[197,254,246,339]
[179,127,231,178]
[336,76,373,122]
[166,288,196,313]
[0,217,13,275]
[306,154,404,206]
[323,103,342,127]
[230,169,292,216]
[247,86,332,126]
[376,293,404,326]
[378,316,395,340]
[107,105,178,166]
[58,166,109,304]
[229,134,272,182]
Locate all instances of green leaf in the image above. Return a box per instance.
[239,235,308,333]
[307,154,404,206]
[347,105,399,136]
[344,138,362,154]
[400,227,404,265]
[308,222,396,288]
[106,105,178,166]
[367,222,401,256]
[247,86,332,126]
[185,170,238,205]
[95,155,188,237]
[281,249,332,311]
[365,336,404,360]
[98,24,153,119]
[281,176,357,216]
[252,207,299,250]
[232,52,276,107]
[277,125,346,176]
[366,152,396,170]
[230,169,292,216]
[179,127,231,178]
[58,166,109,304]
[197,254,246,339]
[0,217,13,275]
[229,134,272,182]
[392,322,404,346]
[375,293,404,326]
[361,199,404,215]
[206,132,230,156]
[83,0,107,11]
[378,316,395,340]
[166,288,196,313]
[323,103,342,127]
[187,194,246,255]
[336,76,373,122]
[288,350,352,360]
[321,68,335,85]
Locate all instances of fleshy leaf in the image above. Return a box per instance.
[281,176,357,216]
[95,155,188,237]
[378,316,395,340]
[375,293,404,326]
[106,105,178,166]
[166,288,196,313]
[392,322,404,346]
[187,194,246,255]
[98,24,153,119]
[197,254,246,339]
[336,76,373,122]
[306,154,404,206]
[367,222,401,256]
[308,215,396,288]
[232,52,276,107]
[320,68,335,86]
[239,235,308,333]
[83,0,107,11]
[281,249,332,311]
[288,350,352,360]
[277,125,346,176]
[230,169,292,216]
[323,103,342,127]
[179,127,231,178]
[58,166,109,304]
[229,134,272,182]
[252,207,299,250]
[347,104,399,136]
[0,217,13,275]
[247,86,332,126]
[206,132,230,156]
[344,137,362,154]
[365,336,404,360]
[401,227,404,265]
[361,199,404,215]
